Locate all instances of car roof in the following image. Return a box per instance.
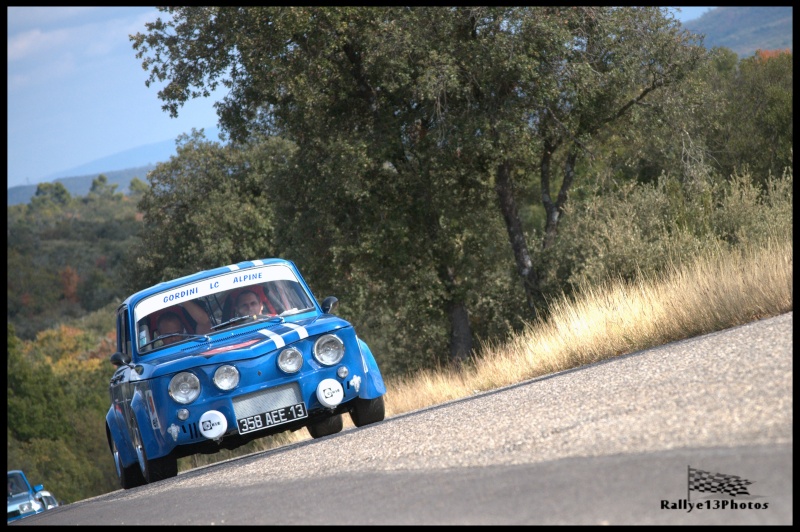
[120,258,296,309]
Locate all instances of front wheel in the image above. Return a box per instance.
[110,430,146,490]
[307,414,344,439]
[142,450,178,483]
[133,421,178,483]
[349,395,385,427]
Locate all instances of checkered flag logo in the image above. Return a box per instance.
[689,467,753,497]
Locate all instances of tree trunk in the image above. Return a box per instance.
[494,159,542,317]
[448,300,473,366]
[542,146,577,250]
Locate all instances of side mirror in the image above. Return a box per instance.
[33,484,44,493]
[321,296,339,314]
[110,351,131,367]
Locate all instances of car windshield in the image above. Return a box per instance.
[7,473,27,497]
[134,264,316,354]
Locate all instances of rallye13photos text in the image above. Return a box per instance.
[106,258,386,489]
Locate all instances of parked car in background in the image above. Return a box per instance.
[7,470,58,523]
[106,258,387,489]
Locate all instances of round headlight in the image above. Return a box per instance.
[213,365,240,391]
[168,372,201,404]
[20,501,40,513]
[313,334,344,366]
[278,347,304,373]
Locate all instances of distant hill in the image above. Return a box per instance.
[43,137,179,182]
[7,165,157,207]
[8,126,221,206]
[682,7,793,58]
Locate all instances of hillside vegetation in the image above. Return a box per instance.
[6,8,792,504]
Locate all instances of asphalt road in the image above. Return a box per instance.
[14,311,793,525]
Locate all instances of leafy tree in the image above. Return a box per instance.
[88,174,120,199]
[31,182,71,208]
[128,176,150,196]
[126,130,294,292]
[77,269,117,312]
[705,49,793,186]
[131,7,708,365]
[7,323,120,503]
[7,326,70,442]
[27,182,73,230]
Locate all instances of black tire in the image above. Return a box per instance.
[132,420,178,484]
[307,414,344,439]
[349,395,385,427]
[110,429,146,490]
[142,452,178,483]
[140,439,178,483]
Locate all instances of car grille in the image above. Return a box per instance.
[232,383,302,419]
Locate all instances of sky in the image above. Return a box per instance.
[6,6,716,190]
[7,7,225,189]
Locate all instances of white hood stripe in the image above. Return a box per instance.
[282,322,309,339]
[257,328,285,348]
[256,323,308,349]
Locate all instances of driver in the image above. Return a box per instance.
[235,290,266,317]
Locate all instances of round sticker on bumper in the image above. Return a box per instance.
[316,378,344,408]
[199,410,227,439]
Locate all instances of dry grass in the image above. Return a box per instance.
[383,237,793,417]
[184,237,792,465]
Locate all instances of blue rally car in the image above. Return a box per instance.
[7,470,58,522]
[106,258,386,489]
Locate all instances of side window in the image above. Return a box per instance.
[116,306,132,355]
[116,310,124,353]
[123,308,132,355]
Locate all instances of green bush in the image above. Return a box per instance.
[537,164,793,299]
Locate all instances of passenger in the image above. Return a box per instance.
[156,312,187,346]
[180,300,212,334]
[156,300,211,345]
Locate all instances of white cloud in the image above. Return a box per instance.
[7,27,71,62]
[6,6,99,31]
[7,8,159,92]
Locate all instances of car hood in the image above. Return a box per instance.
[7,491,39,516]
[7,492,34,506]
[137,314,351,378]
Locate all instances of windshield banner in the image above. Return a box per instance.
[134,264,298,322]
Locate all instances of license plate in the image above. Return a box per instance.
[237,402,307,434]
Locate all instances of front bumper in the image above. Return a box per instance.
[141,367,364,460]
